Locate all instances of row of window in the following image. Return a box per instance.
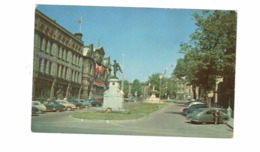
[39,58,81,83]
[34,33,82,67]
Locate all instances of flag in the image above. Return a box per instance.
[78,17,82,24]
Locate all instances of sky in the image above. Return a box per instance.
[36,5,201,82]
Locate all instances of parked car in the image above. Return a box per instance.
[187,101,205,108]
[68,99,85,109]
[55,100,76,111]
[44,101,65,112]
[183,101,205,112]
[79,99,92,107]
[32,101,47,113]
[87,98,102,106]
[183,104,208,116]
[184,98,196,106]
[32,106,39,115]
[124,98,134,102]
[186,107,229,124]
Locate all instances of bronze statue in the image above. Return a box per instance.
[112,60,122,77]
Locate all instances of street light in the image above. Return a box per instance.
[121,53,125,92]
[207,91,214,108]
[159,74,163,101]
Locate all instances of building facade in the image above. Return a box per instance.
[82,44,111,102]
[33,10,84,101]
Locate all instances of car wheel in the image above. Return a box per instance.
[37,110,43,114]
[66,107,72,111]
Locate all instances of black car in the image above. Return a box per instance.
[184,104,208,116]
[88,99,102,106]
[68,99,85,109]
[44,101,65,112]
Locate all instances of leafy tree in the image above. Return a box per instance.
[131,79,142,97]
[122,80,130,98]
[148,73,175,99]
[174,10,236,108]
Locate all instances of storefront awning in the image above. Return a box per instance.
[93,80,106,87]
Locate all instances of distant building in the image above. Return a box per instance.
[175,78,193,100]
[32,10,84,101]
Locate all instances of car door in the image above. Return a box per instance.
[200,109,215,123]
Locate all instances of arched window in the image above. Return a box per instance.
[41,38,46,51]
[71,70,74,82]
[63,49,67,61]
[34,33,41,49]
[62,67,66,79]
[66,68,70,80]
[51,43,57,56]
[66,50,70,62]
[45,60,49,74]
[40,58,45,73]
[58,65,62,78]
[50,62,55,76]
[59,47,63,59]
[46,41,51,54]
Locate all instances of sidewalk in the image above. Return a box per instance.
[226,117,234,129]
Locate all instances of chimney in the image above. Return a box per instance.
[74,33,83,40]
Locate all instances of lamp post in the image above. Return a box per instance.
[121,53,125,92]
[148,83,151,98]
[159,74,163,101]
[207,91,214,108]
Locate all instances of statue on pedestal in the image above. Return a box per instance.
[112,60,123,77]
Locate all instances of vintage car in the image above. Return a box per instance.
[186,107,229,124]
[44,101,66,112]
[32,101,47,113]
[55,100,77,111]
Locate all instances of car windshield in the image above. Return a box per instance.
[192,108,204,115]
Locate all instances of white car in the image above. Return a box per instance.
[55,100,76,111]
[32,101,47,113]
[187,102,205,108]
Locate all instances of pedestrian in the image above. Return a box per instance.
[214,109,220,125]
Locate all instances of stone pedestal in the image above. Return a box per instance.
[103,78,125,112]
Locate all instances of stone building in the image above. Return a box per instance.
[32,10,84,101]
[175,78,193,100]
[82,44,111,103]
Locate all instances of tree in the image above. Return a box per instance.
[148,73,176,99]
[122,80,130,98]
[131,79,142,97]
[174,10,237,108]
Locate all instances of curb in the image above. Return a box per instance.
[69,103,172,123]
[226,119,234,129]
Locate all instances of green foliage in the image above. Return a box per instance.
[131,79,143,97]
[148,73,177,99]
[173,10,237,94]
[123,80,130,98]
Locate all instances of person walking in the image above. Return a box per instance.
[214,109,220,125]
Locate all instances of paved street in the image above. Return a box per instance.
[31,103,233,138]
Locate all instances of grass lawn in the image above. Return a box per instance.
[71,102,167,120]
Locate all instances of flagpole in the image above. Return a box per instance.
[80,17,82,33]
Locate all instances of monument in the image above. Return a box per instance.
[103,60,125,112]
[145,86,161,103]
